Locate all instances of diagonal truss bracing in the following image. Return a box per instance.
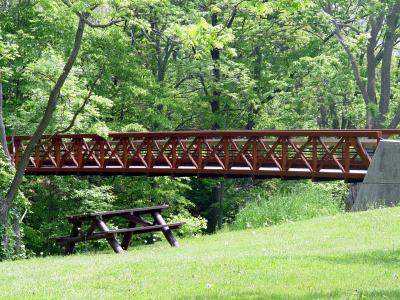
[7,130,391,181]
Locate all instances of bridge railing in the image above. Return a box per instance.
[6,130,389,180]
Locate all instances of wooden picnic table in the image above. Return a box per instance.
[52,205,184,254]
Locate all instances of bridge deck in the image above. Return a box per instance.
[7,130,400,181]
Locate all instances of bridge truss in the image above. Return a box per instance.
[7,130,398,181]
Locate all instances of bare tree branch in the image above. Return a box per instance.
[198,74,209,97]
[46,65,105,141]
[323,4,370,103]
[81,17,124,28]
[173,75,193,89]
[63,0,124,28]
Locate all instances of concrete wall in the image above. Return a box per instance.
[353,140,400,211]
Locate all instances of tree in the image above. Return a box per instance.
[3,0,396,256]
[0,0,124,256]
[319,0,400,128]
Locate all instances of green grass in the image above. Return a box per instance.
[2,207,400,299]
[232,186,342,230]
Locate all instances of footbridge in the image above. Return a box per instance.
[7,130,400,182]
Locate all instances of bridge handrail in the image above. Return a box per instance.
[6,129,389,141]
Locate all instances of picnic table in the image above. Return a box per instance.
[52,205,184,254]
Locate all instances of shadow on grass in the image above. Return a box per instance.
[176,249,400,300]
[176,289,400,300]
[317,248,400,267]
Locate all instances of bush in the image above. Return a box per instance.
[231,182,344,230]
[168,213,207,238]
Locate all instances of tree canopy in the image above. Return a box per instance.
[1,0,400,259]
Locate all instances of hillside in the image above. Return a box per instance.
[1,207,400,299]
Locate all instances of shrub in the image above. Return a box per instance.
[231,182,344,230]
[168,213,207,238]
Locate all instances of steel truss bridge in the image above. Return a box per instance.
[7,130,400,182]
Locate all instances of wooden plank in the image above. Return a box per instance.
[68,205,169,222]
[53,223,185,244]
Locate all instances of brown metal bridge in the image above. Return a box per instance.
[7,130,400,182]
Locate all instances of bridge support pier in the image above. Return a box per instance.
[353,140,400,211]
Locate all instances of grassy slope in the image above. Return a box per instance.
[1,207,400,300]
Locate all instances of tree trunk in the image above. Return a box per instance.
[217,181,224,230]
[330,102,340,129]
[318,104,328,128]
[379,2,400,127]
[156,37,165,82]
[341,94,352,128]
[345,182,362,211]
[0,16,86,246]
[0,80,11,161]
[209,181,225,232]
[0,211,9,256]
[365,15,382,128]
[0,77,13,253]
[323,5,374,128]
[12,211,22,255]
[210,13,221,130]
[246,46,262,130]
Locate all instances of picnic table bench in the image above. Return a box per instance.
[52,205,184,254]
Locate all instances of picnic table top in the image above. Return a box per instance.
[53,222,185,242]
[68,205,169,222]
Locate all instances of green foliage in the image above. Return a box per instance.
[0,151,28,260]
[231,182,344,230]
[0,29,18,79]
[167,212,207,238]
[2,0,399,259]
[22,177,116,255]
[22,176,195,255]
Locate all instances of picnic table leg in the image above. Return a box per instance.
[65,222,82,255]
[96,219,124,254]
[121,221,136,250]
[152,211,179,247]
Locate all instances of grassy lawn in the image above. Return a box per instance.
[1,207,400,299]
